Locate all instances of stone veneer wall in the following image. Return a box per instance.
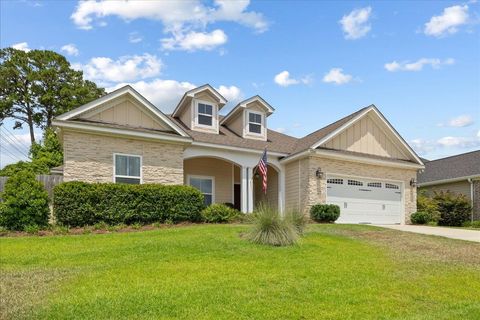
[473,180,480,220]
[63,130,185,184]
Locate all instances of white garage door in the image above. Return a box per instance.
[326,176,403,224]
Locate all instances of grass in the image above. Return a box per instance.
[1,224,479,319]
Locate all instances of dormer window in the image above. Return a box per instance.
[248,111,263,134]
[197,102,213,126]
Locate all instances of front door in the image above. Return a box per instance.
[234,184,241,211]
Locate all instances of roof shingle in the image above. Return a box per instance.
[418,150,480,184]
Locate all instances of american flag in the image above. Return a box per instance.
[257,148,268,194]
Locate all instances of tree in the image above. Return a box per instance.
[0,48,105,143]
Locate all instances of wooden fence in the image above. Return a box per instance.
[0,174,63,198]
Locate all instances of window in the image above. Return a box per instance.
[197,103,213,126]
[248,111,262,134]
[114,154,141,184]
[385,183,400,190]
[189,176,214,206]
[348,179,363,186]
[367,182,382,188]
[327,178,343,184]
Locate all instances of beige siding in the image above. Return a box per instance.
[178,106,192,129]
[195,90,221,104]
[63,130,184,184]
[285,156,417,223]
[322,114,409,160]
[421,180,471,201]
[184,158,234,204]
[81,98,169,131]
[254,165,279,209]
[228,113,244,137]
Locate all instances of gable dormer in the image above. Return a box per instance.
[172,84,227,134]
[221,96,274,141]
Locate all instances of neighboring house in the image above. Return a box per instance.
[52,85,424,224]
[418,151,480,220]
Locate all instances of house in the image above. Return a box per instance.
[52,85,424,224]
[418,151,480,220]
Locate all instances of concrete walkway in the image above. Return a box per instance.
[373,225,480,243]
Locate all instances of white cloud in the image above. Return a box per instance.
[274,71,312,87]
[447,115,474,127]
[339,7,372,40]
[424,5,469,37]
[322,68,353,85]
[275,127,287,134]
[384,58,455,72]
[11,42,31,52]
[107,79,241,112]
[161,29,227,51]
[129,32,143,44]
[437,136,480,148]
[216,85,242,102]
[410,138,436,155]
[74,53,162,85]
[71,0,267,51]
[61,43,79,56]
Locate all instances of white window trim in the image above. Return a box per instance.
[193,99,218,131]
[244,109,266,138]
[187,175,215,204]
[113,153,143,184]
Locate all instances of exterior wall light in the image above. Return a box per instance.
[315,168,324,179]
[410,178,417,187]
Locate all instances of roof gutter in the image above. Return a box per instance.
[418,175,480,187]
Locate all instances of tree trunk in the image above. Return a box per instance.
[27,110,35,144]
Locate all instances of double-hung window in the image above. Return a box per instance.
[189,176,214,206]
[197,103,213,126]
[248,111,263,134]
[114,154,141,184]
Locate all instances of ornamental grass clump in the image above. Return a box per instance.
[246,203,299,246]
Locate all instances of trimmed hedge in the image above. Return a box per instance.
[310,204,340,223]
[410,211,430,225]
[53,182,205,227]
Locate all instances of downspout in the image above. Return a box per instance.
[468,178,474,222]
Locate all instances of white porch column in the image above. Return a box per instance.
[247,167,254,213]
[241,166,248,213]
[278,168,285,216]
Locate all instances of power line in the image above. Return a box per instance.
[0,127,31,153]
[0,134,29,158]
[0,143,25,162]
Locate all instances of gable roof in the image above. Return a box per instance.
[171,84,227,117]
[220,95,275,125]
[289,105,424,165]
[56,85,189,137]
[418,150,480,184]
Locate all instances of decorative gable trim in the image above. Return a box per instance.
[220,95,275,125]
[310,105,423,165]
[56,85,190,137]
[172,84,227,118]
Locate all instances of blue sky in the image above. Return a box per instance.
[1,0,479,168]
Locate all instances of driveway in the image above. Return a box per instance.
[374,225,480,243]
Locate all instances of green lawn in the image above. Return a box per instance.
[1,224,479,320]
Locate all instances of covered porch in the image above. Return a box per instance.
[183,148,284,213]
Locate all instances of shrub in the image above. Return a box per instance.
[410,211,430,225]
[246,203,299,246]
[24,225,40,234]
[201,204,240,223]
[285,210,308,235]
[0,170,50,230]
[310,204,340,223]
[462,221,480,229]
[53,182,205,227]
[417,191,440,222]
[434,191,472,227]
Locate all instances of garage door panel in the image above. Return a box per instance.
[326,176,402,225]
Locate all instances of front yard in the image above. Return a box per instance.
[1,224,479,319]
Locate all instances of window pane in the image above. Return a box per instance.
[198,103,212,115]
[249,113,262,123]
[128,156,140,177]
[249,123,262,134]
[204,104,212,115]
[190,178,202,190]
[204,194,213,206]
[115,155,128,175]
[198,114,212,126]
[115,177,140,184]
[201,179,212,194]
